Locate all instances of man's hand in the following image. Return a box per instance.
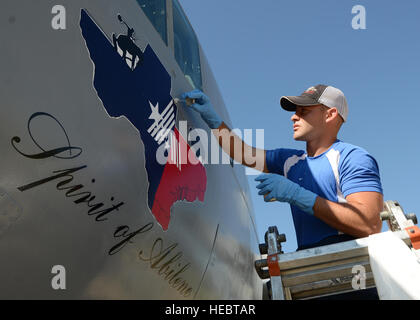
[255,173,383,237]
[181,90,268,172]
[255,173,318,215]
[180,90,222,129]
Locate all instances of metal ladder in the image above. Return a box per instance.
[254,200,420,300]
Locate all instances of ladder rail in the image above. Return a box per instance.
[255,200,419,300]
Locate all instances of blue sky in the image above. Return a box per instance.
[179,0,420,252]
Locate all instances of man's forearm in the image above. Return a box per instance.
[212,122,267,172]
[180,90,267,171]
[313,195,383,238]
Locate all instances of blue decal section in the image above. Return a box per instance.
[80,9,171,210]
[80,9,207,231]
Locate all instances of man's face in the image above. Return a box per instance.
[290,105,328,141]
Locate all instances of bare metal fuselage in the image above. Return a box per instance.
[0,0,261,299]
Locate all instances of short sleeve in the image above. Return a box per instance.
[339,147,383,197]
[266,148,304,175]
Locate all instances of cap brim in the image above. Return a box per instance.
[280,95,320,111]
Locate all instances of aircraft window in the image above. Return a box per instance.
[137,0,168,45]
[172,0,202,90]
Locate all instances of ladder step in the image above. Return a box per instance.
[282,259,371,287]
[291,278,376,300]
[277,230,410,271]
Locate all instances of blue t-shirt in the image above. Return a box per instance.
[265,139,383,249]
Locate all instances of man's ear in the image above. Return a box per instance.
[326,107,339,123]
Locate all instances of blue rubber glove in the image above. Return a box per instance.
[255,173,318,215]
[180,89,222,129]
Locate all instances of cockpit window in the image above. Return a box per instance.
[137,0,168,45]
[172,0,202,90]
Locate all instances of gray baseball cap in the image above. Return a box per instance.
[280,84,348,122]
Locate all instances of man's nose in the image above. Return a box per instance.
[291,112,299,121]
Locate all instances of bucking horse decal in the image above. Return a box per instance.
[112,14,143,70]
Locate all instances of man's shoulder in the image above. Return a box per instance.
[266,148,305,175]
[334,140,372,158]
[335,140,380,171]
[334,141,383,196]
[267,147,305,158]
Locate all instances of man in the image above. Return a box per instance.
[181,84,383,251]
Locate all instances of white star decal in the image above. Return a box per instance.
[148,101,162,124]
